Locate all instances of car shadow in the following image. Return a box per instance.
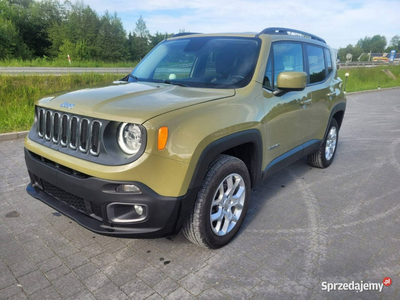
[238,156,312,234]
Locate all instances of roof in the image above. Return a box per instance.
[168,28,328,46]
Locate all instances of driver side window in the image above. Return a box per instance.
[273,43,304,87]
[263,42,304,90]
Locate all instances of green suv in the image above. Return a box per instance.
[25,28,346,248]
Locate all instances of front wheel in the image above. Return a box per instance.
[308,118,339,168]
[182,155,251,248]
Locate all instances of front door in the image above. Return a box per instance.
[261,42,312,168]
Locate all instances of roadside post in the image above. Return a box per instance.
[344,73,349,93]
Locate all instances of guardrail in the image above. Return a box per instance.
[339,61,400,69]
[0,67,134,75]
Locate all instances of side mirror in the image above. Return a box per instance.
[276,72,307,92]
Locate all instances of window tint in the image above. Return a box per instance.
[273,43,303,87]
[324,48,333,75]
[153,46,197,80]
[131,37,260,88]
[306,45,326,84]
[263,55,273,89]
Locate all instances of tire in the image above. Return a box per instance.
[308,118,339,168]
[182,155,251,249]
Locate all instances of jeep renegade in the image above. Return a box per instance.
[25,28,346,248]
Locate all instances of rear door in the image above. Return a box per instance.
[304,44,334,141]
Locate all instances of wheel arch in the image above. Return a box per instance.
[188,129,263,190]
[321,102,346,145]
[332,110,345,129]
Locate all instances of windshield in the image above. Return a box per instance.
[129,36,260,88]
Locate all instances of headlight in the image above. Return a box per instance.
[117,123,142,155]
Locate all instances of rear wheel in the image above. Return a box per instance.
[308,118,339,168]
[182,155,251,248]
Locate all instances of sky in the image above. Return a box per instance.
[83,0,400,49]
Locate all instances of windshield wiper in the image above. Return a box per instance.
[163,80,188,87]
[128,74,139,81]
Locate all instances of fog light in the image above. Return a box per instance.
[107,203,147,223]
[134,205,144,216]
[116,184,141,194]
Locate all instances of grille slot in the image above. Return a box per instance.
[70,117,78,149]
[61,115,68,146]
[35,107,102,156]
[79,119,89,152]
[45,110,52,140]
[38,109,44,137]
[52,113,60,143]
[90,121,101,156]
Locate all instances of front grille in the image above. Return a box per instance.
[90,202,103,219]
[42,180,87,213]
[39,178,103,220]
[36,107,102,156]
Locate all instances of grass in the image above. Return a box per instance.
[0,58,137,68]
[338,65,400,92]
[0,73,121,133]
[1,65,400,133]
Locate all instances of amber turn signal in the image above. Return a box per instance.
[158,126,168,150]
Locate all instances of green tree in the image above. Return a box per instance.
[49,1,100,60]
[357,35,387,53]
[0,15,30,59]
[96,11,127,62]
[0,0,174,62]
[133,15,150,60]
[150,31,170,48]
[1,0,61,57]
[338,44,363,62]
[385,35,400,52]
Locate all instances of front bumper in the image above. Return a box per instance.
[25,148,198,238]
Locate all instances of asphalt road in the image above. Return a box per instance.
[0,89,399,299]
[0,67,133,75]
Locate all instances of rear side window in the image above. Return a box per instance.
[306,45,326,84]
[324,48,333,75]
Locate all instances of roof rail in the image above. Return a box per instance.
[259,27,326,44]
[171,32,201,38]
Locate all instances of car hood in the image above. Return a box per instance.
[37,81,235,124]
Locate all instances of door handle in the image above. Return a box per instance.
[327,91,336,97]
[299,99,312,105]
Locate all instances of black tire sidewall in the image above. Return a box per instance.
[199,158,251,248]
[321,118,339,167]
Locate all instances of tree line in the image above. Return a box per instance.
[0,0,173,62]
[338,35,400,61]
[2,0,399,64]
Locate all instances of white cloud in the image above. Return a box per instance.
[83,0,400,48]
